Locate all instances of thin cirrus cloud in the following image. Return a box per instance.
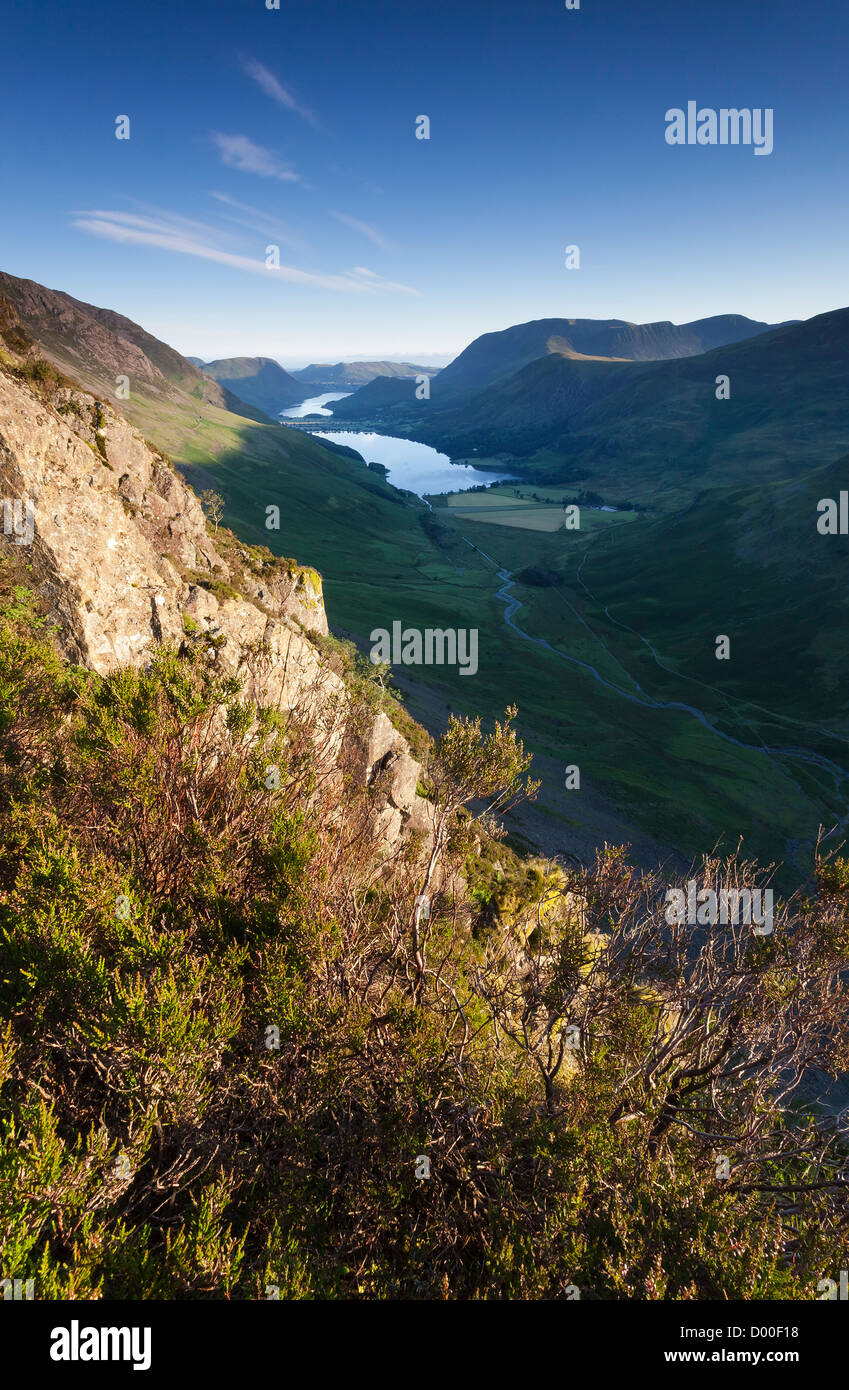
[344,267,419,295]
[330,210,394,251]
[240,57,318,128]
[210,192,308,253]
[71,209,421,296]
[212,133,300,182]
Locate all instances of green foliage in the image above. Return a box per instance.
[199,489,226,532]
[0,580,847,1301]
[15,356,54,384]
[816,855,849,896]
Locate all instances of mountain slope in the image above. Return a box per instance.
[0,271,499,713]
[0,272,271,424]
[328,375,423,419]
[533,306,849,498]
[416,352,629,443]
[568,451,849,736]
[0,271,471,658]
[200,356,306,414]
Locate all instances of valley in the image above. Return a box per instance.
[283,317,849,887]
[261,396,845,885]
[3,268,846,887]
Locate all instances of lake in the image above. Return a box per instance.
[312,429,512,497]
[280,392,352,418]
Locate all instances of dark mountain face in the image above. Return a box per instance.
[433,313,789,398]
[526,306,849,494]
[0,272,271,424]
[200,356,306,414]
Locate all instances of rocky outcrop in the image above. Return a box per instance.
[354,709,432,849]
[0,345,431,857]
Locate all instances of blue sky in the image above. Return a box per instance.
[1,0,847,365]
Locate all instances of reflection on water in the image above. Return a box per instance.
[280,392,352,418]
[314,429,511,497]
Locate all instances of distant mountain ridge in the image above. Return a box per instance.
[293,360,435,390]
[189,357,435,415]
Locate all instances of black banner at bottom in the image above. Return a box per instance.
[0,1298,840,1379]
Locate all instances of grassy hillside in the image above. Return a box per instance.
[328,374,423,420]
[413,493,844,885]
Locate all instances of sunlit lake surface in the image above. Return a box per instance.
[313,430,512,497]
[280,392,352,418]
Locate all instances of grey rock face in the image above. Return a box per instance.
[0,368,430,855]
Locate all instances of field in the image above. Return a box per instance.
[438,484,642,532]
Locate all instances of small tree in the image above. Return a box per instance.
[199,490,225,532]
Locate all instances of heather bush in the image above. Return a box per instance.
[1,573,848,1299]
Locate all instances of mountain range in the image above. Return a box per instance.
[327,308,849,507]
[431,313,795,396]
[413,308,849,493]
[328,312,796,425]
[190,356,437,417]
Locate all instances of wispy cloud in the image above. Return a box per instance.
[241,57,318,127]
[212,133,300,182]
[210,192,307,252]
[343,267,421,296]
[81,207,230,242]
[330,210,394,251]
[72,208,421,296]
